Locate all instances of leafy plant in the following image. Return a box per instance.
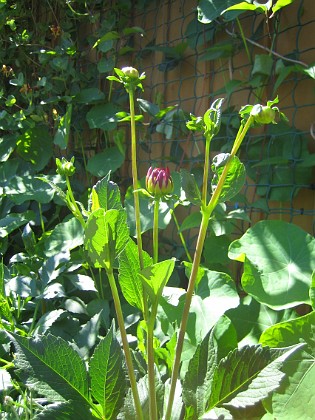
[1,2,315,419]
[2,62,314,419]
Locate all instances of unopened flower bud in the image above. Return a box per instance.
[121,66,139,79]
[146,166,174,198]
[56,156,76,177]
[251,104,276,125]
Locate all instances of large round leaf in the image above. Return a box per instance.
[228,220,315,309]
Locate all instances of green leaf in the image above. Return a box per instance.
[139,258,175,303]
[309,270,315,309]
[0,369,12,391]
[86,103,118,131]
[228,220,315,309]
[85,208,129,269]
[260,311,315,352]
[158,269,239,354]
[75,313,102,359]
[208,343,303,410]
[211,153,246,203]
[5,175,64,205]
[34,309,67,335]
[252,54,274,77]
[124,181,172,235]
[90,324,126,419]
[272,0,296,14]
[44,217,84,257]
[0,211,35,238]
[203,98,224,137]
[0,134,16,162]
[6,332,93,419]
[180,169,202,205]
[16,125,53,171]
[87,147,125,177]
[75,88,105,103]
[118,239,152,312]
[197,0,244,23]
[54,104,72,149]
[226,295,296,347]
[182,329,217,418]
[178,211,202,233]
[92,173,122,212]
[267,349,315,419]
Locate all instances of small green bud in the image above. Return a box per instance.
[121,66,139,79]
[250,104,276,124]
[56,156,76,177]
[146,166,174,198]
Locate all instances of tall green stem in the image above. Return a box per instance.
[164,208,211,420]
[165,115,254,419]
[153,199,159,264]
[171,209,192,263]
[65,175,85,228]
[147,299,159,420]
[129,89,144,271]
[107,269,143,420]
[202,133,212,204]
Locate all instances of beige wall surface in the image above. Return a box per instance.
[132,0,315,235]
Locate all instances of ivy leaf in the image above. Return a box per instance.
[90,323,126,420]
[6,332,93,419]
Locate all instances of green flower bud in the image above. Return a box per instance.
[250,104,276,125]
[121,66,139,79]
[146,166,174,198]
[56,156,76,177]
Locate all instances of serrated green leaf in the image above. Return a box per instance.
[118,239,152,312]
[268,349,315,419]
[203,98,224,137]
[182,329,217,418]
[180,169,202,205]
[85,208,129,269]
[139,258,175,303]
[211,153,246,203]
[92,173,123,212]
[6,332,92,418]
[224,344,304,409]
[259,311,315,353]
[208,344,303,410]
[90,324,126,419]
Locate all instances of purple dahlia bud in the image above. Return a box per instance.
[146,166,174,198]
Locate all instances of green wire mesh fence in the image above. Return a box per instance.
[128,0,314,247]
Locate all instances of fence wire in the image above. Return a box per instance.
[130,0,314,246]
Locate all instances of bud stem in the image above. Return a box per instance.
[153,198,160,264]
[107,268,143,420]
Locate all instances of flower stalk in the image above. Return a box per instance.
[107,268,143,420]
[165,113,255,419]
